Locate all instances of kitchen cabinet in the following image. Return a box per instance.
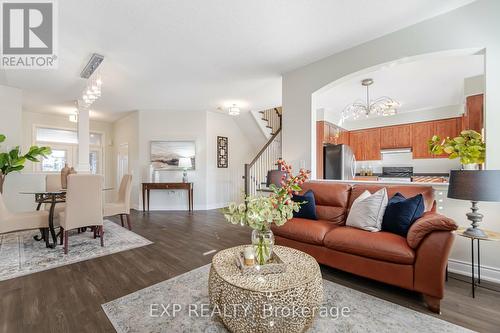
[434,118,461,158]
[411,121,435,159]
[380,124,411,149]
[463,94,484,133]
[316,121,325,179]
[349,128,380,161]
[348,130,364,161]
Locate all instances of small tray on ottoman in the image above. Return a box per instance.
[235,251,287,275]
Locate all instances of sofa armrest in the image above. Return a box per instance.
[407,212,457,249]
[414,231,455,299]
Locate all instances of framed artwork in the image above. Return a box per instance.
[217,136,228,168]
[150,141,196,170]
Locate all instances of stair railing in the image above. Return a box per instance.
[244,108,282,197]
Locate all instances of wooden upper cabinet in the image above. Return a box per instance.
[364,128,381,160]
[349,128,380,161]
[380,126,395,149]
[463,94,484,133]
[433,118,461,158]
[348,130,365,161]
[381,125,411,149]
[394,125,412,148]
[411,121,435,159]
[338,130,349,145]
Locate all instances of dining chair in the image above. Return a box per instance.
[103,174,132,230]
[44,174,66,216]
[0,192,50,237]
[59,174,104,254]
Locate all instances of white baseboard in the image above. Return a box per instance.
[448,258,500,284]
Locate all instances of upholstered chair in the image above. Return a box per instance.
[44,174,66,217]
[103,174,132,230]
[59,174,104,254]
[0,192,49,236]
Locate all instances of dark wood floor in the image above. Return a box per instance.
[1,210,499,333]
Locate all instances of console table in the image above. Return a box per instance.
[142,182,193,212]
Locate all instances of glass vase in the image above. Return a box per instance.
[251,228,275,265]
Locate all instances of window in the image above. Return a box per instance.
[41,149,68,172]
[34,127,104,175]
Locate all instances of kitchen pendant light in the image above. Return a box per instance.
[342,78,400,122]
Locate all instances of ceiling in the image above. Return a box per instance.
[0,0,475,122]
[315,54,484,127]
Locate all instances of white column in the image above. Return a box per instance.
[77,108,90,173]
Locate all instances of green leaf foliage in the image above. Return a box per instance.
[428,129,485,165]
[0,133,51,176]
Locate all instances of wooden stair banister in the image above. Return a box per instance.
[244,107,282,196]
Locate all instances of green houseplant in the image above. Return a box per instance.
[428,129,485,169]
[222,160,310,265]
[0,134,51,194]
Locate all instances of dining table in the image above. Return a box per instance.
[20,188,113,248]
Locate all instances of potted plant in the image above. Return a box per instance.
[428,130,485,170]
[222,160,310,265]
[0,134,51,194]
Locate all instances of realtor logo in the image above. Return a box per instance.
[1,0,58,68]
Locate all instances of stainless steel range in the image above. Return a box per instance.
[378,167,413,183]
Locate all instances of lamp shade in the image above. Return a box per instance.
[447,170,500,202]
[178,158,192,169]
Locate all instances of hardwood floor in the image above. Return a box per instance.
[1,210,499,333]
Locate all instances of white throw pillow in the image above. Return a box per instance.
[346,188,388,232]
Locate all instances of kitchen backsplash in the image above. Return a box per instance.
[356,153,460,174]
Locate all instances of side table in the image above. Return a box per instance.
[455,227,500,298]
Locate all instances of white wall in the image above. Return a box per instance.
[113,112,140,207]
[282,0,500,281]
[0,85,24,211]
[137,110,208,210]
[127,110,258,211]
[206,111,256,209]
[0,85,22,147]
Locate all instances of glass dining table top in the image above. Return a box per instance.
[19,188,114,194]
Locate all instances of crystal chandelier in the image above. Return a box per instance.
[341,78,400,122]
[80,71,102,109]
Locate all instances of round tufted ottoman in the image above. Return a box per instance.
[208,245,323,333]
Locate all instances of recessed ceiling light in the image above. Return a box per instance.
[228,104,240,116]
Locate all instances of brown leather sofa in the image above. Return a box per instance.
[271,181,457,313]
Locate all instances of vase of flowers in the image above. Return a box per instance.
[222,160,310,265]
[251,228,275,265]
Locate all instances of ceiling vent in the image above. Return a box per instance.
[80,53,104,79]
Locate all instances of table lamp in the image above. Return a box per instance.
[448,170,500,238]
[178,158,192,183]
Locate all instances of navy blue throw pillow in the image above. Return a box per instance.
[292,190,318,220]
[382,193,425,237]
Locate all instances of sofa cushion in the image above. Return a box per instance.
[349,184,434,212]
[292,190,318,220]
[382,193,425,237]
[346,188,388,232]
[300,181,351,224]
[271,218,338,245]
[323,226,415,264]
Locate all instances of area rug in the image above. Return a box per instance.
[102,265,471,333]
[0,220,152,281]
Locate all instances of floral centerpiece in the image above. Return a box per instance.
[222,160,310,265]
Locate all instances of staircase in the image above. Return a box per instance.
[244,107,282,196]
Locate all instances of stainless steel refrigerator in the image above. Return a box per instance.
[323,144,356,180]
